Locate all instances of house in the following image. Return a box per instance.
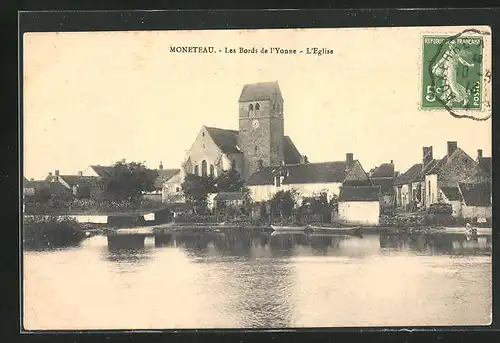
[423,141,489,210]
[246,153,372,202]
[56,172,102,199]
[337,185,381,226]
[458,182,491,221]
[213,192,251,210]
[141,162,182,203]
[23,178,72,200]
[395,146,440,212]
[369,161,396,214]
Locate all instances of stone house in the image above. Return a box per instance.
[337,185,381,226]
[246,153,372,202]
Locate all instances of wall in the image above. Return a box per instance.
[184,126,232,177]
[462,205,492,219]
[438,190,462,217]
[424,174,438,208]
[400,184,410,209]
[162,171,185,203]
[248,182,342,203]
[338,201,380,226]
[239,99,284,179]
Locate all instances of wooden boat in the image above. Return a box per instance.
[308,225,361,235]
[439,226,492,236]
[271,225,307,232]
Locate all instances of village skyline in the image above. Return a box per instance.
[23,29,491,180]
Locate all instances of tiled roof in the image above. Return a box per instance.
[440,186,462,201]
[394,163,422,185]
[246,161,352,186]
[478,157,492,176]
[371,177,395,195]
[59,175,99,187]
[206,127,242,154]
[214,192,248,201]
[238,81,283,102]
[339,185,381,202]
[371,163,395,178]
[90,165,114,177]
[205,126,302,163]
[283,136,302,164]
[459,183,491,207]
[154,169,181,189]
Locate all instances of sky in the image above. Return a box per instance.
[23,27,492,180]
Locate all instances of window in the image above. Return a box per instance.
[194,165,199,176]
[201,160,208,177]
[176,187,180,193]
[255,103,260,110]
[210,165,214,177]
[249,104,254,111]
[275,176,281,187]
[277,104,281,114]
[428,181,431,198]
[202,132,205,137]
[202,143,205,149]
[254,146,258,153]
[272,104,276,111]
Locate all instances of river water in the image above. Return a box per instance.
[23,230,492,330]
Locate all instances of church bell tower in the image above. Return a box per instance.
[238,81,285,180]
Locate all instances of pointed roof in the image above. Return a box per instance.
[283,136,302,164]
[478,157,492,176]
[59,175,99,187]
[371,163,395,178]
[395,163,423,185]
[154,169,181,189]
[339,185,381,202]
[459,183,491,207]
[440,186,462,201]
[238,81,283,103]
[213,192,248,201]
[90,165,114,177]
[205,127,241,154]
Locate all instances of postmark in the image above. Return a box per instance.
[420,29,491,120]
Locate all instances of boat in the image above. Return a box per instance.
[271,225,307,232]
[308,225,361,235]
[439,225,492,236]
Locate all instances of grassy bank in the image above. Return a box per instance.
[23,216,87,250]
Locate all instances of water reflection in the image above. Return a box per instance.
[379,232,492,255]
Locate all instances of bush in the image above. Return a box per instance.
[23,215,86,250]
[427,203,453,215]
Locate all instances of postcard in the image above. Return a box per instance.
[22,25,492,330]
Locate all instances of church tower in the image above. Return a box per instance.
[238,81,285,180]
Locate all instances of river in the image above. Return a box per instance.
[22,230,492,330]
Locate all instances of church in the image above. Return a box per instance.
[163,81,374,204]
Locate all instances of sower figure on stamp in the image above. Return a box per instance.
[431,41,475,107]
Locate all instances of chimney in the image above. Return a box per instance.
[78,171,83,176]
[346,153,354,167]
[423,146,433,167]
[300,155,309,164]
[477,149,483,160]
[54,170,60,181]
[159,161,163,170]
[390,160,393,164]
[447,141,458,157]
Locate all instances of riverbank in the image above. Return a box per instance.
[23,216,87,250]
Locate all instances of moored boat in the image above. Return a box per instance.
[271,225,307,232]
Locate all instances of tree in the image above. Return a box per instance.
[100,160,157,201]
[269,189,299,220]
[181,173,216,213]
[216,165,246,193]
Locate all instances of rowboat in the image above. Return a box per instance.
[308,225,361,235]
[440,226,492,236]
[271,225,307,232]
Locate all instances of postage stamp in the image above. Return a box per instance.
[420,29,491,119]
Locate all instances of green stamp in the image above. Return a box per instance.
[421,32,484,111]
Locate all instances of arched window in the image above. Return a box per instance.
[249,104,254,111]
[277,104,281,115]
[194,165,199,176]
[210,165,214,177]
[201,160,208,177]
[255,103,260,110]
